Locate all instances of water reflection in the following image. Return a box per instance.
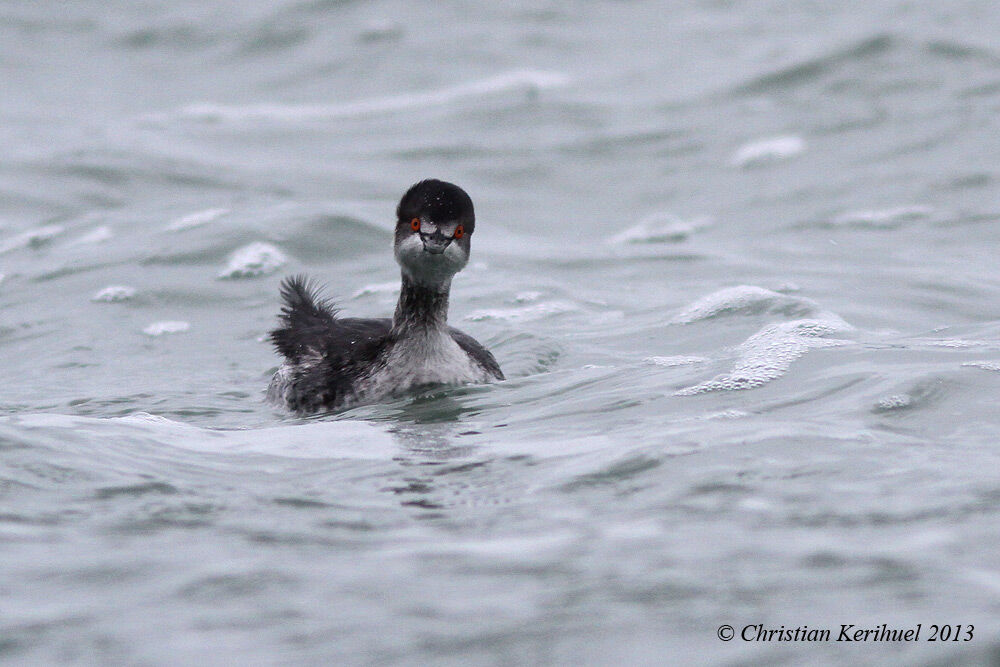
[380,396,484,513]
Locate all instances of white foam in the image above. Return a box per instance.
[513,291,543,303]
[166,70,570,123]
[672,285,823,324]
[704,409,751,420]
[671,408,752,424]
[644,355,708,367]
[0,224,64,254]
[831,205,933,228]
[91,285,137,303]
[115,412,175,425]
[167,207,230,231]
[218,242,287,279]
[143,321,190,336]
[611,213,712,244]
[963,360,1000,372]
[676,319,851,395]
[922,338,983,348]
[874,393,913,411]
[730,135,805,167]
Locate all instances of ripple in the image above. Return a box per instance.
[560,454,662,492]
[611,213,712,245]
[465,301,581,323]
[0,224,64,254]
[95,481,178,499]
[157,70,570,124]
[177,570,299,602]
[733,34,895,94]
[166,207,230,232]
[828,205,934,229]
[70,226,113,245]
[238,24,310,54]
[357,21,404,44]
[644,355,708,367]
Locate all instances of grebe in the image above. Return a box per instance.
[267,179,503,413]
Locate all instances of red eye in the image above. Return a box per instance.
[410,217,421,232]
[454,224,464,239]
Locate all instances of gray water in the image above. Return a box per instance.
[3,1,1000,664]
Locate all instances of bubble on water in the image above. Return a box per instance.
[91,285,137,303]
[0,224,65,254]
[611,213,712,244]
[672,285,825,324]
[143,321,190,336]
[874,393,913,411]
[676,319,851,395]
[730,135,804,167]
[218,242,287,279]
[167,207,230,232]
[872,377,948,414]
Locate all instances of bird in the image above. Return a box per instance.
[267,179,503,413]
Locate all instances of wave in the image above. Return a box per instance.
[671,285,827,324]
[730,136,805,168]
[732,34,895,95]
[676,319,853,395]
[152,70,570,124]
[0,412,397,461]
[0,224,64,255]
[670,286,854,395]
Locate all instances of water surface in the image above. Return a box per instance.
[3,1,1000,664]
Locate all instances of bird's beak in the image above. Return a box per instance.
[420,231,453,254]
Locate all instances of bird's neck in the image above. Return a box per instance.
[392,274,451,336]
